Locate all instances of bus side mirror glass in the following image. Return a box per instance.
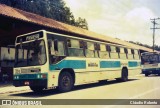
[54,39,58,51]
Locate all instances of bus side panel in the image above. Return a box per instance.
[128,60,141,76]
[47,71,59,87]
[100,59,122,80]
[128,68,141,76]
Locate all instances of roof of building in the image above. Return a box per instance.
[0,4,154,52]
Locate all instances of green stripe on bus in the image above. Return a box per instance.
[49,60,86,70]
[13,73,48,80]
[100,61,121,68]
[128,61,139,67]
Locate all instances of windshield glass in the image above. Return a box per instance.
[141,54,160,64]
[15,40,46,67]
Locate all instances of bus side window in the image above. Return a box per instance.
[110,46,119,59]
[58,41,65,56]
[85,42,95,58]
[94,43,100,58]
[128,49,134,60]
[106,45,111,58]
[119,47,127,59]
[116,47,120,58]
[124,48,128,59]
[67,39,71,47]
[48,39,56,56]
[48,39,65,64]
[134,50,139,60]
[99,44,109,59]
[68,39,84,57]
[131,49,134,59]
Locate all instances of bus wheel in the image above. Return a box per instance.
[145,73,149,77]
[30,86,44,92]
[121,68,128,82]
[58,72,74,92]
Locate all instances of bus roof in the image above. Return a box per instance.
[141,52,160,56]
[16,30,140,50]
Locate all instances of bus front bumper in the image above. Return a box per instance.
[13,73,47,87]
[13,79,47,87]
[142,68,160,74]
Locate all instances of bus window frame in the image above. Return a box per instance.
[67,39,85,57]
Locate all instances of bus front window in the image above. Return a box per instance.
[141,54,159,64]
[15,40,47,67]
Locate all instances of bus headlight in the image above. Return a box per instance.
[37,74,41,79]
[14,76,16,79]
[41,74,47,78]
[14,76,19,79]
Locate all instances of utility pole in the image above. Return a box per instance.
[150,18,160,52]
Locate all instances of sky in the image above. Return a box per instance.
[64,0,160,46]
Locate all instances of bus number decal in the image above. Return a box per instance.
[88,62,98,67]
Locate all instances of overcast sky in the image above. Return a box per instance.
[64,0,160,46]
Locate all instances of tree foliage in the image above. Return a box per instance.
[0,0,88,30]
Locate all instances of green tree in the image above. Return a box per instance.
[76,17,88,30]
[0,0,89,30]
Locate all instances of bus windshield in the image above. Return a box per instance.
[141,54,160,64]
[15,40,47,67]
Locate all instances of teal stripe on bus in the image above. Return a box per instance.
[49,60,86,70]
[128,61,139,67]
[100,61,121,68]
[14,73,48,80]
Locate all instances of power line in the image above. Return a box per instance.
[150,18,160,52]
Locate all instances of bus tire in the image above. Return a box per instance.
[58,72,74,92]
[121,68,128,82]
[99,80,107,84]
[145,73,149,77]
[30,86,44,92]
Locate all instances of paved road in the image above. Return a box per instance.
[0,74,160,108]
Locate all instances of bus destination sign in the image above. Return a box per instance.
[16,32,43,43]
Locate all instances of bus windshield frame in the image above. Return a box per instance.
[141,53,160,64]
[15,39,47,67]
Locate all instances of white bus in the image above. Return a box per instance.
[141,52,160,76]
[13,30,141,92]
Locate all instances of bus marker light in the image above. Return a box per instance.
[17,76,19,79]
[52,75,55,78]
[37,75,40,78]
[24,81,29,85]
[42,74,46,78]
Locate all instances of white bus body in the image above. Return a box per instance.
[13,30,141,92]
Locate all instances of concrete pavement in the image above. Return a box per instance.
[0,75,160,108]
